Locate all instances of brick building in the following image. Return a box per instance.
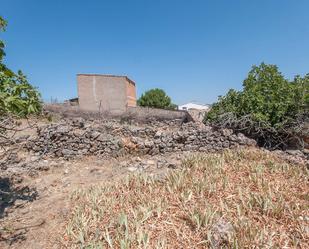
[77,74,137,113]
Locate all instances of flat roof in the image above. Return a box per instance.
[77,74,136,85]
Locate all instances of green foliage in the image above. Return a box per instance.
[0,71,42,116]
[137,88,176,109]
[0,16,13,76]
[0,16,7,61]
[205,63,309,148]
[0,16,42,117]
[0,16,6,30]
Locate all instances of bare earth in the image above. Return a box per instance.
[0,153,177,248]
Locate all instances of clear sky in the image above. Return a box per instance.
[1,0,309,104]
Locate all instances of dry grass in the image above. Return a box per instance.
[62,148,309,248]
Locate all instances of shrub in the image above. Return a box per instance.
[0,71,42,116]
[138,88,176,110]
[205,63,309,149]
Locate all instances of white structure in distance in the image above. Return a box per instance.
[178,102,210,111]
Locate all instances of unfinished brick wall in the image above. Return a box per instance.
[77,74,137,114]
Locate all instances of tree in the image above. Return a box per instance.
[0,16,13,76]
[137,88,176,109]
[0,16,42,116]
[205,63,309,149]
[0,16,7,61]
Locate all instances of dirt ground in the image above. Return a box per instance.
[0,152,178,249]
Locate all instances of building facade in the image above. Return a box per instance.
[77,74,137,113]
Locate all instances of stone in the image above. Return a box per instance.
[72,118,85,128]
[144,140,154,148]
[154,131,163,138]
[187,135,196,141]
[57,125,70,133]
[35,161,50,171]
[14,199,27,208]
[62,149,74,156]
[198,147,207,152]
[96,134,107,142]
[302,148,309,155]
[146,160,156,166]
[286,150,303,157]
[127,166,137,172]
[210,219,235,248]
[157,159,167,168]
[73,130,83,137]
[222,141,229,148]
[91,131,101,140]
[221,129,233,137]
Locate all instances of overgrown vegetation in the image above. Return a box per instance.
[138,88,177,110]
[0,16,41,117]
[63,149,308,248]
[205,63,309,149]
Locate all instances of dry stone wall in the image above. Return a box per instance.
[26,118,257,159]
[44,104,192,122]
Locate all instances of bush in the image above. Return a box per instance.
[205,63,309,149]
[138,88,176,110]
[0,71,42,116]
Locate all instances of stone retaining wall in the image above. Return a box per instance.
[44,104,192,122]
[126,106,191,121]
[26,118,256,159]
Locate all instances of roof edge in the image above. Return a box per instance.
[77,74,135,85]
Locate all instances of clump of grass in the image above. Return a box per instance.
[62,148,309,248]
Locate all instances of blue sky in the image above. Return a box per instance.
[1,0,309,104]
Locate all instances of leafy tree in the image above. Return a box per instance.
[0,16,41,116]
[138,88,176,109]
[205,63,309,148]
